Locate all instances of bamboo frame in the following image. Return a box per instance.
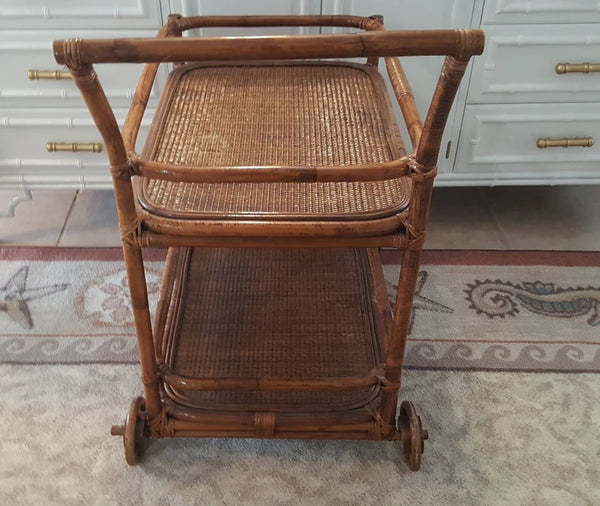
[130,156,410,184]
[55,14,483,468]
[53,29,483,66]
[158,366,381,393]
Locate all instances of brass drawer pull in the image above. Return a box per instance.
[46,142,103,153]
[555,63,600,74]
[28,69,72,80]
[536,137,594,149]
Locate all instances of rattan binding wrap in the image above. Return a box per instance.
[138,62,410,220]
[158,247,384,412]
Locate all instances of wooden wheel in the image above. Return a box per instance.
[397,401,428,471]
[110,397,148,466]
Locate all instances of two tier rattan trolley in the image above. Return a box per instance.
[54,15,483,471]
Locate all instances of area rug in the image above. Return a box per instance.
[1,247,599,504]
[0,248,599,372]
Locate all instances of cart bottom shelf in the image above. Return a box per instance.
[157,247,390,415]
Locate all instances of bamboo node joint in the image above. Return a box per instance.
[254,412,276,438]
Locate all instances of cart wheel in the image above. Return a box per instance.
[397,401,428,472]
[110,397,148,466]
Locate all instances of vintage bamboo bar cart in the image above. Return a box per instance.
[54,15,483,471]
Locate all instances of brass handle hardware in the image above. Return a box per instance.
[28,69,72,80]
[536,137,594,149]
[46,142,103,153]
[555,63,600,75]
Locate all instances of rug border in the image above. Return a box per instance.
[0,247,166,262]
[1,247,599,267]
[384,249,600,266]
[1,247,598,372]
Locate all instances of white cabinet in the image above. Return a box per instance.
[468,24,600,104]
[455,0,600,184]
[458,104,600,176]
[2,0,599,191]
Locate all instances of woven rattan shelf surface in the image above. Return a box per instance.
[158,247,386,413]
[138,61,410,221]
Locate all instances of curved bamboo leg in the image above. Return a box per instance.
[67,62,166,438]
[122,243,162,425]
[378,246,424,429]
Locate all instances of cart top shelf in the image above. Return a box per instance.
[137,61,410,222]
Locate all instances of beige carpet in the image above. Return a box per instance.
[1,364,598,505]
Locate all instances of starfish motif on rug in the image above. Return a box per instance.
[386,270,454,334]
[0,266,69,329]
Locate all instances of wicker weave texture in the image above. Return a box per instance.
[140,63,409,219]
[162,247,383,411]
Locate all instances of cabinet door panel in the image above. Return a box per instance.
[0,31,167,109]
[0,0,161,29]
[0,109,153,189]
[456,104,600,177]
[482,0,600,25]
[469,25,600,103]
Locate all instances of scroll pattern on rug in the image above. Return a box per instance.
[465,279,600,326]
[1,256,599,371]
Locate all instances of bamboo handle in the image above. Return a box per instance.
[28,69,72,80]
[536,137,594,148]
[555,63,600,74]
[53,29,485,66]
[46,142,103,152]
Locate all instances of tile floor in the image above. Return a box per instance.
[1,186,599,250]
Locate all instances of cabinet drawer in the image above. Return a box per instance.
[0,108,153,182]
[0,31,167,109]
[455,104,600,175]
[482,0,600,25]
[469,25,600,103]
[0,1,161,29]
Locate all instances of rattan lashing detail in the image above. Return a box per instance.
[369,408,397,439]
[110,161,136,181]
[400,215,426,251]
[61,38,84,70]
[119,217,150,248]
[408,157,438,182]
[148,410,173,439]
